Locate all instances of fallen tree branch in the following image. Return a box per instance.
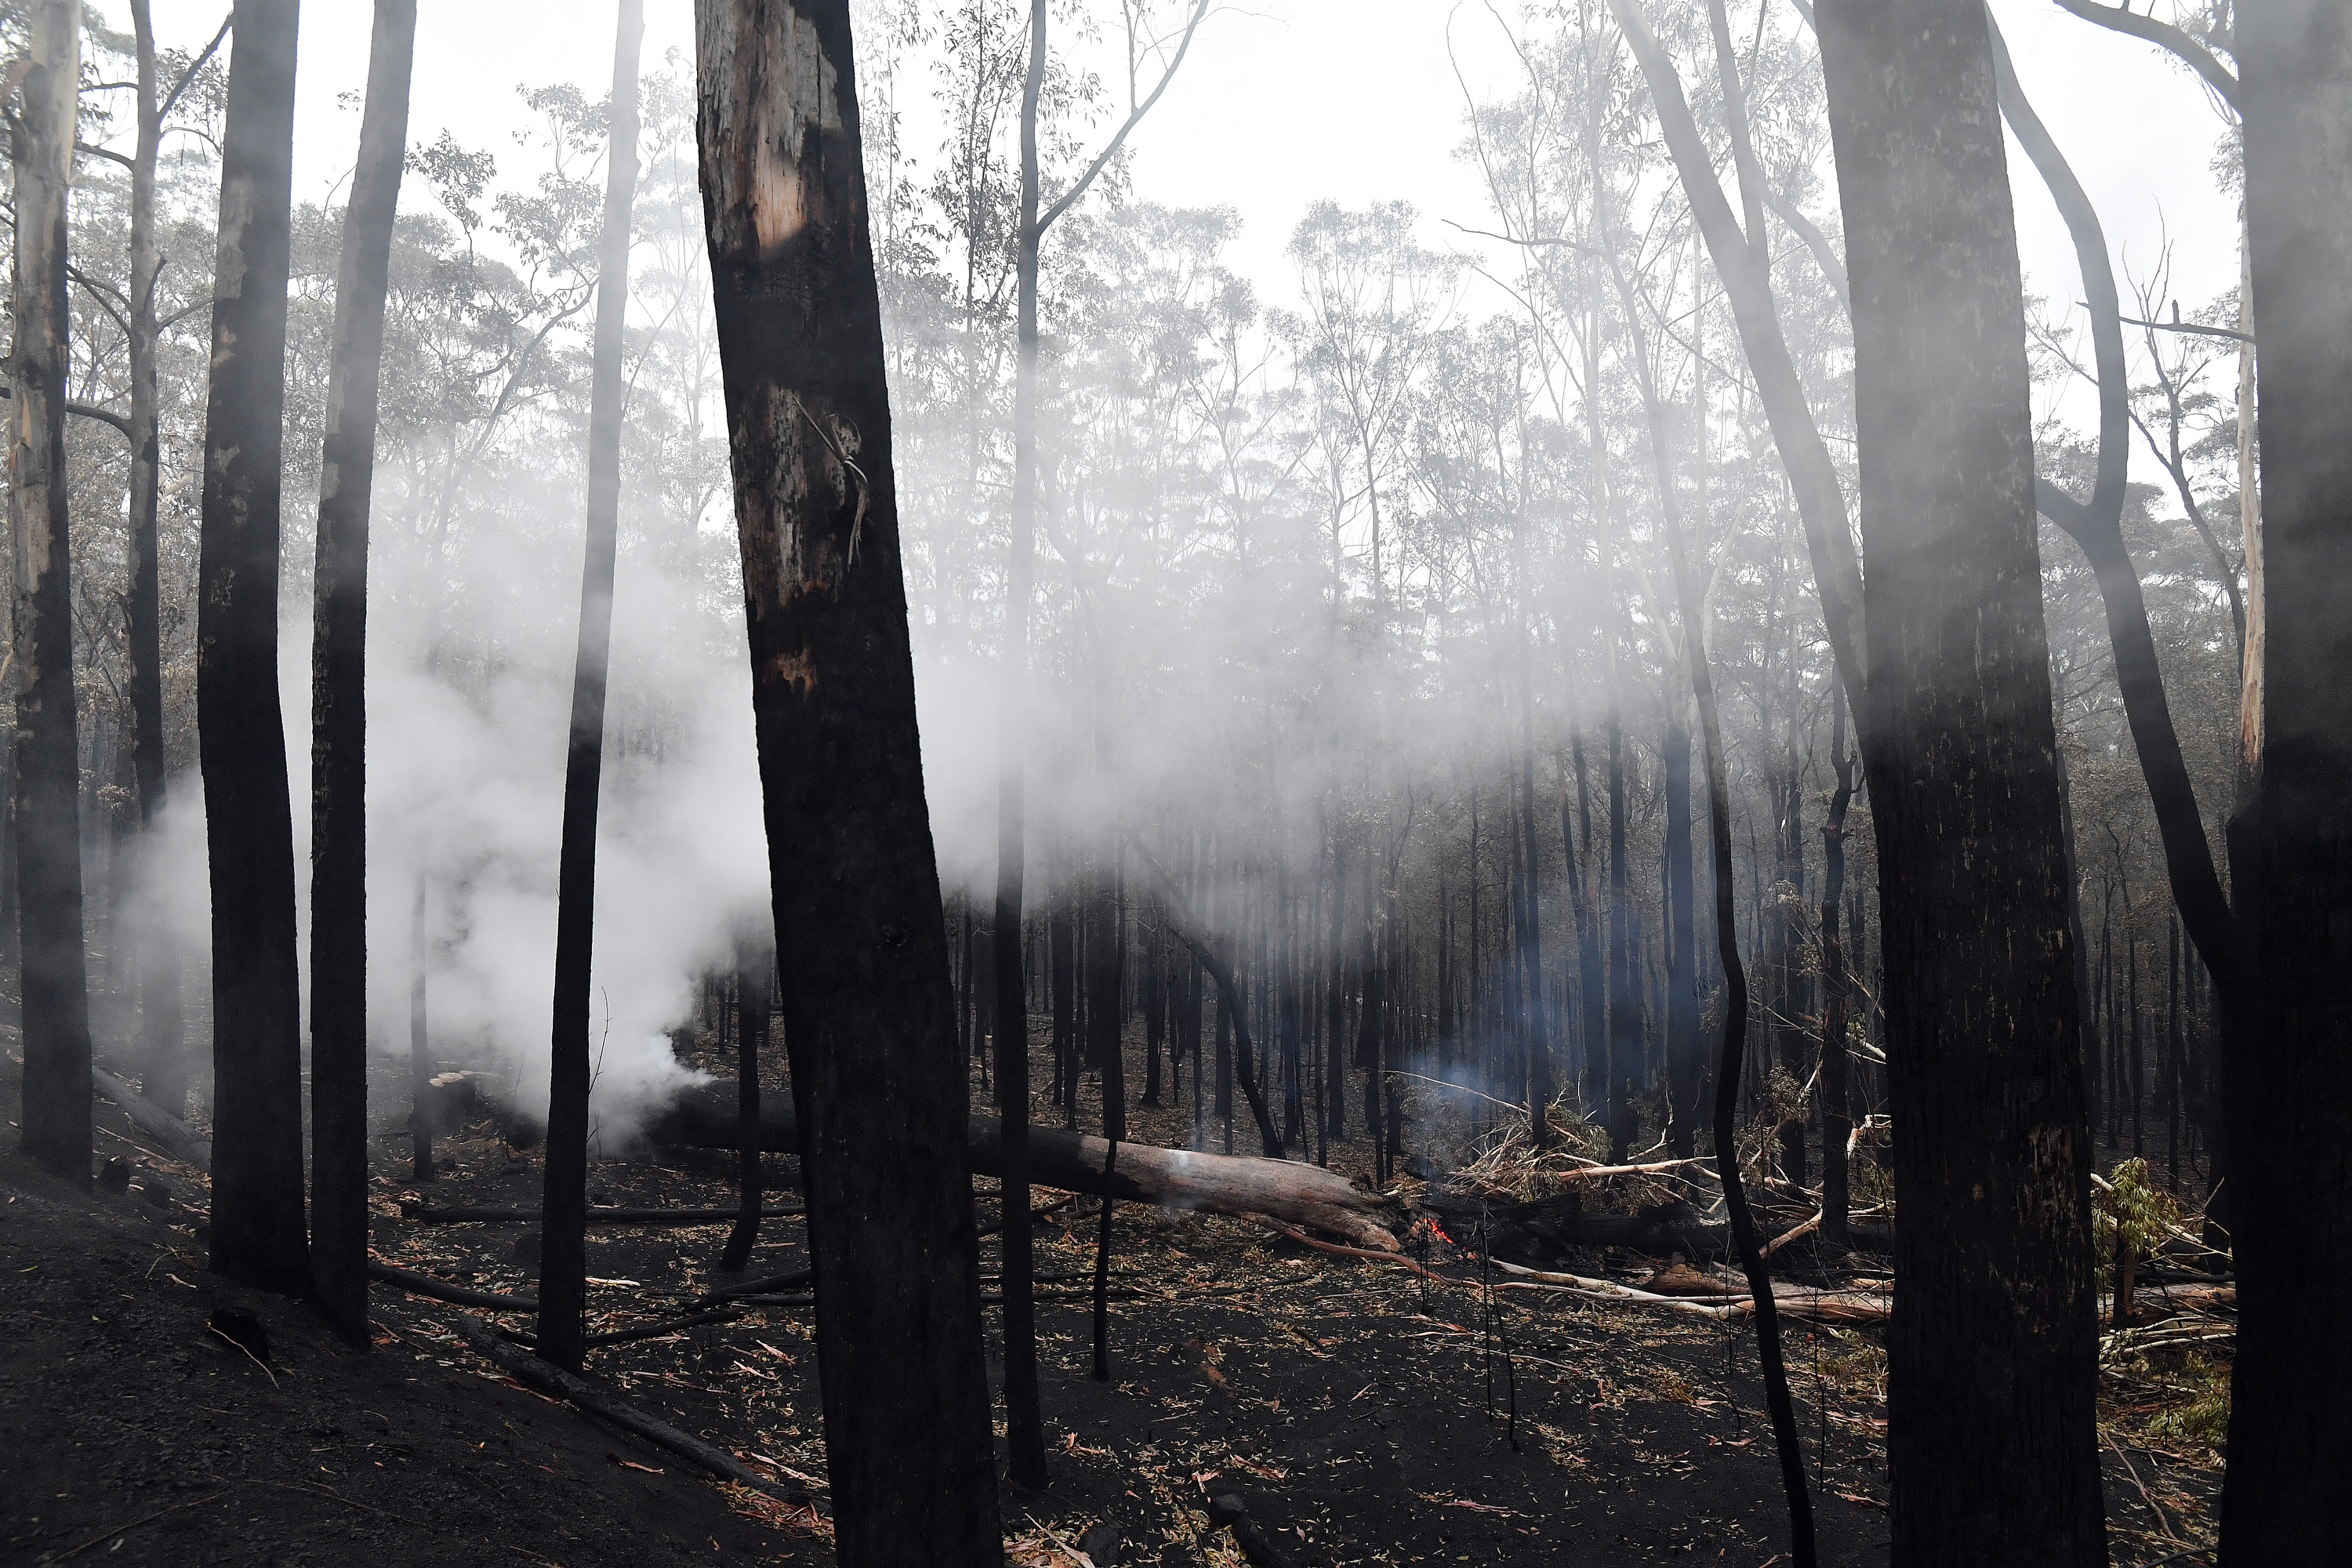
[1491,1259,1893,1324]
[1759,1209,1822,1261]
[450,1316,800,1498]
[92,1067,212,1171]
[401,1203,803,1226]
[1254,1216,1436,1279]
[368,1261,536,1312]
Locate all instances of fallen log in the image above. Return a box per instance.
[1424,1188,1893,1260]
[400,1203,803,1226]
[1491,1260,1893,1324]
[645,1084,1402,1251]
[92,1067,212,1171]
[449,1316,799,1499]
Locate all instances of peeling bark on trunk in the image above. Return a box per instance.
[9,0,94,1186]
[198,0,308,1292]
[695,5,1004,1559]
[1817,2,2106,1559]
[307,0,416,1345]
[2226,5,2352,1558]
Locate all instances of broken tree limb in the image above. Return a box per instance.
[92,1067,212,1171]
[448,1316,799,1499]
[1491,1260,1893,1325]
[646,1084,1402,1251]
[1760,1209,1823,1261]
[367,1261,537,1313]
[1256,1217,1436,1276]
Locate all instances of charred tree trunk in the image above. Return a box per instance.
[990,162,1047,1466]
[2226,5,2352,1557]
[1986,13,2254,1163]
[1817,2,2106,1559]
[1569,731,1605,1119]
[8,0,93,1186]
[718,940,771,1275]
[408,871,434,1179]
[198,0,308,1292]
[307,0,416,1343]
[124,0,188,1119]
[1775,740,1809,1189]
[696,5,1004,1558]
[1662,702,1700,1157]
[536,0,643,1374]
[1086,860,1124,1141]
[1605,693,1637,1160]
[1819,705,1856,1251]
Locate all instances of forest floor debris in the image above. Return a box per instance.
[3,1029,2225,1565]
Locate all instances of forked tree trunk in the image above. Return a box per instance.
[307,0,417,1345]
[2226,4,2352,1558]
[696,5,1004,1559]
[198,0,308,1292]
[9,0,94,1185]
[1817,2,2105,1560]
[537,0,644,1374]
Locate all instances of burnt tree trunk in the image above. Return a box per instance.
[718,940,772,1275]
[536,0,644,1374]
[198,0,308,1292]
[1987,13,2255,1159]
[1819,706,1856,1251]
[696,5,1004,1559]
[2226,4,2352,1558]
[307,0,416,1343]
[1662,704,1700,1157]
[9,0,93,1186]
[408,871,434,1179]
[1604,694,1636,1160]
[125,0,188,1119]
[1818,2,2107,1560]
[1086,860,1124,1141]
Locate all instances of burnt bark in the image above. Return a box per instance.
[697,4,1004,1556]
[198,0,307,1291]
[1819,708,1856,1251]
[719,941,772,1275]
[1987,13,2252,1098]
[9,0,94,1186]
[124,0,188,1120]
[307,0,416,1345]
[1662,712,1700,1158]
[1604,693,1636,1159]
[2224,4,2352,1557]
[1818,2,2106,1560]
[537,0,644,1374]
[1602,160,1817,1555]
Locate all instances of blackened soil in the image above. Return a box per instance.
[2,1028,2216,1566]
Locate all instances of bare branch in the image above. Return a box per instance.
[2049,0,2239,114]
[1035,0,1211,238]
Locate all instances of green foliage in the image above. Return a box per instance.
[2096,1157,2184,1261]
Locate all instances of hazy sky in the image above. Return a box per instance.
[126,0,2242,464]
